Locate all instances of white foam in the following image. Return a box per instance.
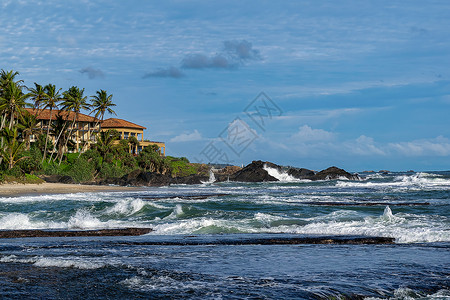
[0,255,104,269]
[336,173,450,190]
[0,213,64,230]
[33,257,104,269]
[366,288,450,300]
[67,209,105,229]
[106,198,146,215]
[121,275,212,292]
[263,165,300,182]
[202,169,216,184]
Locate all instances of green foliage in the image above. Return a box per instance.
[99,161,125,179]
[137,146,162,172]
[0,172,44,184]
[18,145,43,173]
[121,152,138,173]
[42,160,61,175]
[65,153,79,165]
[166,156,196,177]
[0,127,27,170]
[65,156,95,182]
[34,134,52,155]
[2,166,23,177]
[82,149,103,170]
[24,173,44,184]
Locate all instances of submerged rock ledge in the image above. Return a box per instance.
[0,228,152,238]
[115,235,395,245]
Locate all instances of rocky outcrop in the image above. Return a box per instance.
[39,174,75,184]
[214,166,242,182]
[96,162,358,186]
[229,160,278,182]
[97,170,172,187]
[311,166,359,181]
[171,174,209,185]
[0,228,152,238]
[228,162,358,182]
[287,167,315,179]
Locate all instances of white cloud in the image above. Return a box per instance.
[349,135,386,156]
[291,125,335,142]
[388,136,450,156]
[170,130,203,142]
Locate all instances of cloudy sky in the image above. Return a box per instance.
[1,0,449,171]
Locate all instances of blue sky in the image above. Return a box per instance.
[1,0,449,171]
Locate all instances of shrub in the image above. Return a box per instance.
[18,145,43,174]
[167,157,197,177]
[99,162,125,179]
[65,156,95,182]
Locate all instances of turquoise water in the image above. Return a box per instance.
[1,171,449,299]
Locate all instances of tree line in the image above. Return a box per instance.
[0,69,190,182]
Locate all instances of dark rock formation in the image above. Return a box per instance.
[96,162,358,186]
[171,174,209,185]
[214,166,242,182]
[39,174,75,184]
[0,228,152,239]
[114,235,395,245]
[132,172,172,186]
[229,160,278,182]
[287,167,315,179]
[312,166,359,180]
[97,170,172,187]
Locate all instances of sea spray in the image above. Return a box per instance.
[68,209,103,229]
[263,164,299,182]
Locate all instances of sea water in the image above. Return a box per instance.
[0,171,449,299]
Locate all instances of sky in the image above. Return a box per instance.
[1,0,450,171]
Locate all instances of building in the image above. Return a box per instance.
[101,118,165,155]
[25,108,165,155]
[25,108,99,152]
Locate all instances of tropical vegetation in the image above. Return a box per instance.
[0,69,203,184]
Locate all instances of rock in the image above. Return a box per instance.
[59,175,75,184]
[171,174,209,185]
[287,167,315,179]
[0,228,152,238]
[39,174,75,184]
[230,160,278,182]
[312,166,359,180]
[133,172,172,186]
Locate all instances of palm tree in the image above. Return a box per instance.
[28,83,47,118]
[94,129,120,160]
[90,89,116,140]
[50,114,73,160]
[0,70,26,166]
[39,84,62,162]
[17,112,39,150]
[0,69,23,95]
[60,86,90,162]
[38,83,62,162]
[128,135,139,155]
[0,127,27,170]
[0,81,31,130]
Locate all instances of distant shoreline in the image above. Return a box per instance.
[0,182,142,197]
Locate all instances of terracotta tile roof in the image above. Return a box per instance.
[101,118,146,130]
[25,108,98,123]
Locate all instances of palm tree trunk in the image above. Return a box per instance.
[49,121,68,162]
[59,115,77,165]
[41,108,53,163]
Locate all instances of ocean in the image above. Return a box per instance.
[1,170,449,299]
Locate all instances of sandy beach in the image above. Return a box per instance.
[0,182,141,197]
